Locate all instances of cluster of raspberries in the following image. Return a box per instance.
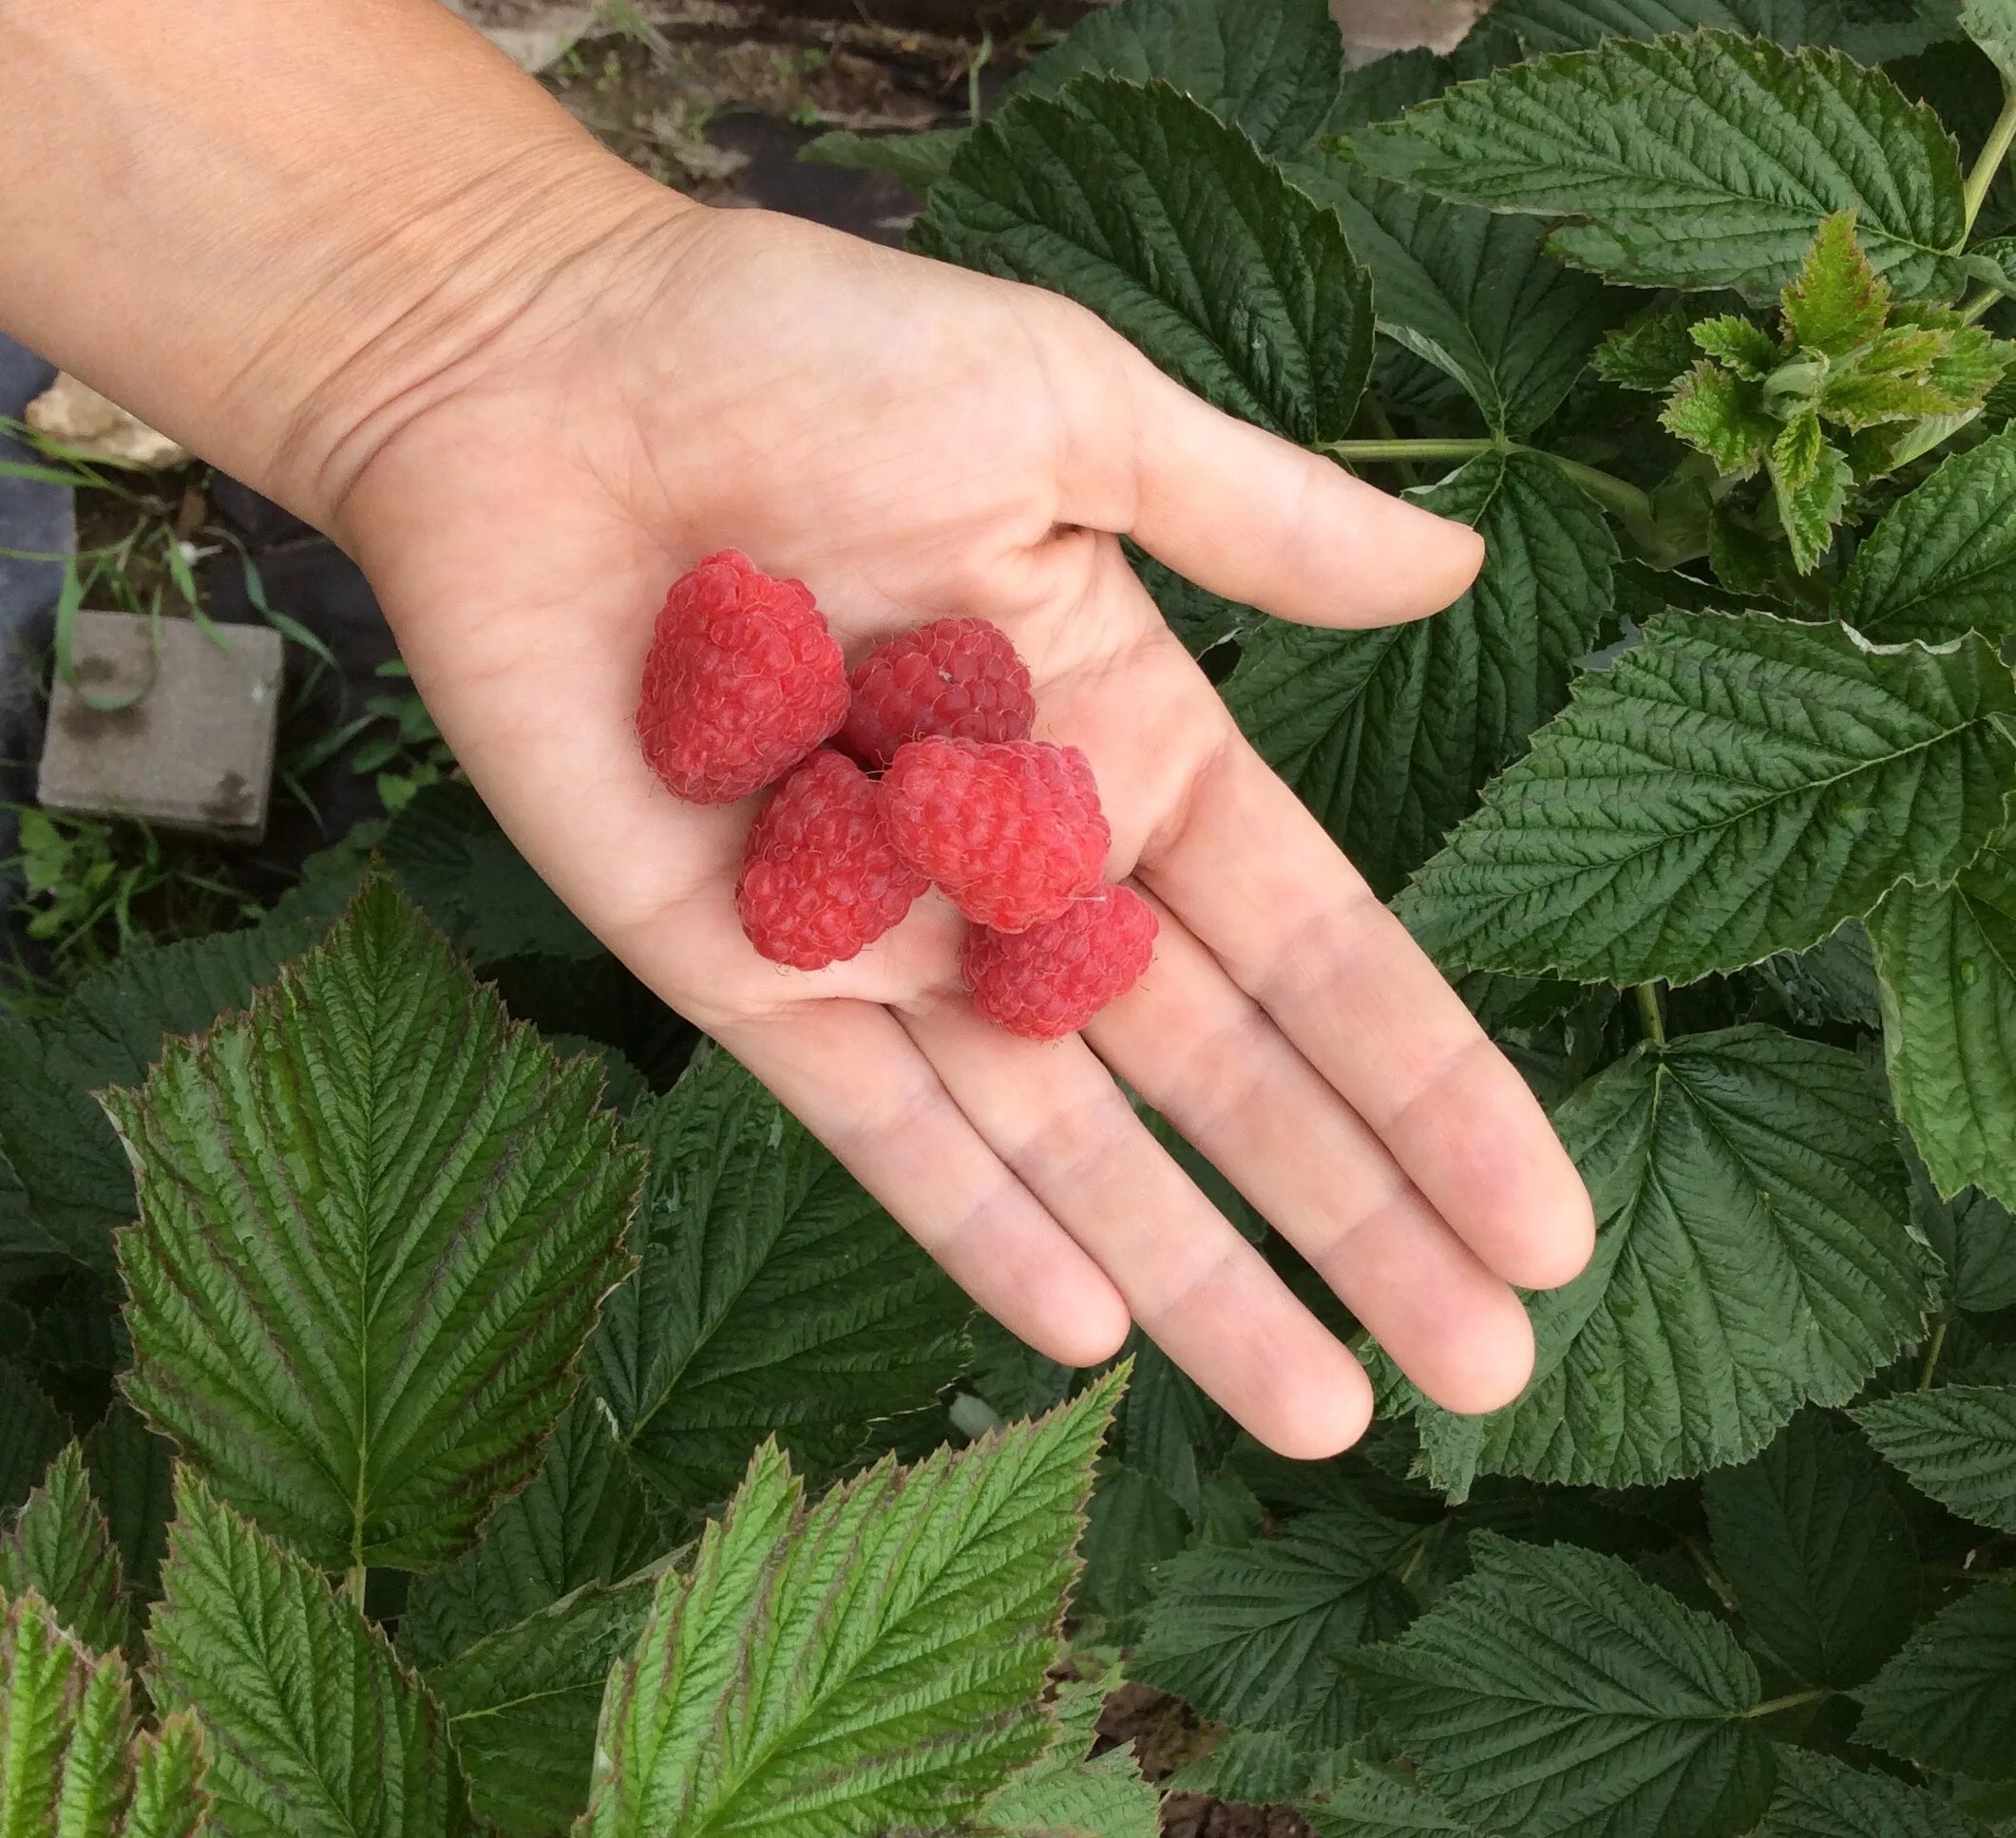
[634,550,1155,1040]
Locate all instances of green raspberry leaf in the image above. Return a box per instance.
[1348,33,1968,298]
[397,1393,662,1671]
[1302,1768,1476,1836]
[1130,1503,1423,1748]
[914,78,1372,443]
[110,878,640,1572]
[1352,1533,1774,1838]
[1398,614,2016,987]
[1855,1578,2016,1782]
[1822,325,2009,427]
[1855,1385,2016,1534]
[81,1407,173,1606]
[1870,828,2016,1208]
[1663,362,1778,476]
[1292,155,1621,436]
[591,1048,969,1509]
[0,1446,125,1656]
[1226,450,1616,900]
[578,1374,1121,1837]
[1963,0,2016,85]
[148,1469,466,1838]
[981,1660,1160,1838]
[1474,0,1939,63]
[1753,1748,1994,1838]
[1404,1028,1927,1492]
[1914,1169,2016,1314]
[0,1367,68,1521]
[1596,301,1699,391]
[1767,413,1850,572]
[1781,210,1890,356]
[1692,313,1779,376]
[1836,429,2016,640]
[1702,1410,1917,1689]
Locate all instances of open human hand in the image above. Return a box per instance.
[333,196,1595,1458]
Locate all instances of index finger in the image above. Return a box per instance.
[1142,728,1596,1293]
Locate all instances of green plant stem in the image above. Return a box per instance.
[344,1563,366,1613]
[1634,983,1666,1046]
[1360,400,1421,489]
[1319,437,1660,540]
[1966,86,2016,234]
[1683,1536,1740,1617]
[1919,1318,1949,1392]
[1744,1688,1831,1719]
[1321,437,1498,464]
[1962,284,2006,325]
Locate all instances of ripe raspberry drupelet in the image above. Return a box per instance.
[882,736,1110,932]
[962,885,1158,1039]
[735,751,926,968]
[636,549,848,804]
[839,616,1036,768]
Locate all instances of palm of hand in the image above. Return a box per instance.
[340,204,1593,1456]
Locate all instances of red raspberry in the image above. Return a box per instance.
[736,751,926,968]
[882,737,1110,932]
[636,550,848,804]
[839,617,1037,768]
[963,885,1157,1039]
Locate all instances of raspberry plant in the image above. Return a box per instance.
[9,0,2016,1830]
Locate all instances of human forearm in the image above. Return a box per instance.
[0,0,689,529]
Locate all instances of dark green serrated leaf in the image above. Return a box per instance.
[1470,0,1938,61]
[1964,0,2016,84]
[0,1366,67,1519]
[1702,1410,1917,1688]
[1856,1579,2016,1781]
[1410,1028,1927,1493]
[1076,1459,1190,1631]
[428,1582,649,1838]
[592,1048,967,1509]
[1596,301,1699,391]
[0,1446,125,1655]
[81,1407,173,1605]
[1354,1533,1772,1838]
[579,1374,1121,1836]
[1754,1746,1993,1838]
[914,79,1371,442]
[1757,920,1882,1031]
[1227,450,1615,900]
[1837,428,2016,641]
[1870,830,2016,1207]
[397,1392,661,1670]
[148,1469,466,1838]
[111,878,640,1571]
[1914,1168,2016,1314]
[1399,613,2016,986]
[1132,1507,1421,1749]
[1292,155,1620,435]
[1349,32,1968,298]
[1301,1767,1475,1836]
[1855,1385,2016,1533]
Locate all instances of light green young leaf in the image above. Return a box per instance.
[1595,301,1698,391]
[1349,33,1968,297]
[1781,210,1889,355]
[428,1582,650,1838]
[1662,362,1775,476]
[980,1662,1160,1838]
[1855,1385,2016,1533]
[1823,327,2009,428]
[398,1393,661,1670]
[1856,1579,2016,1782]
[1,1367,68,1519]
[147,1469,466,1838]
[577,1373,1121,1838]
[1692,313,1778,376]
[1411,1029,1927,1492]
[1399,614,2016,986]
[1292,155,1620,435]
[1768,414,1850,572]
[1227,451,1615,900]
[1353,1534,1773,1838]
[0,1588,214,1838]
[914,80,1372,443]
[592,1049,967,1508]
[1131,1506,1421,1748]
[1870,830,2016,1207]
[1753,1746,1993,1838]
[0,1446,125,1655]
[1702,1410,1917,1688]
[1963,0,2016,85]
[1838,428,2016,641]
[1301,1767,1475,1836]
[111,879,639,1572]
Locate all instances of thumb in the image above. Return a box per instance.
[1079,335,1486,629]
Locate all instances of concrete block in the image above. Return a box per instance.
[37,611,284,843]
